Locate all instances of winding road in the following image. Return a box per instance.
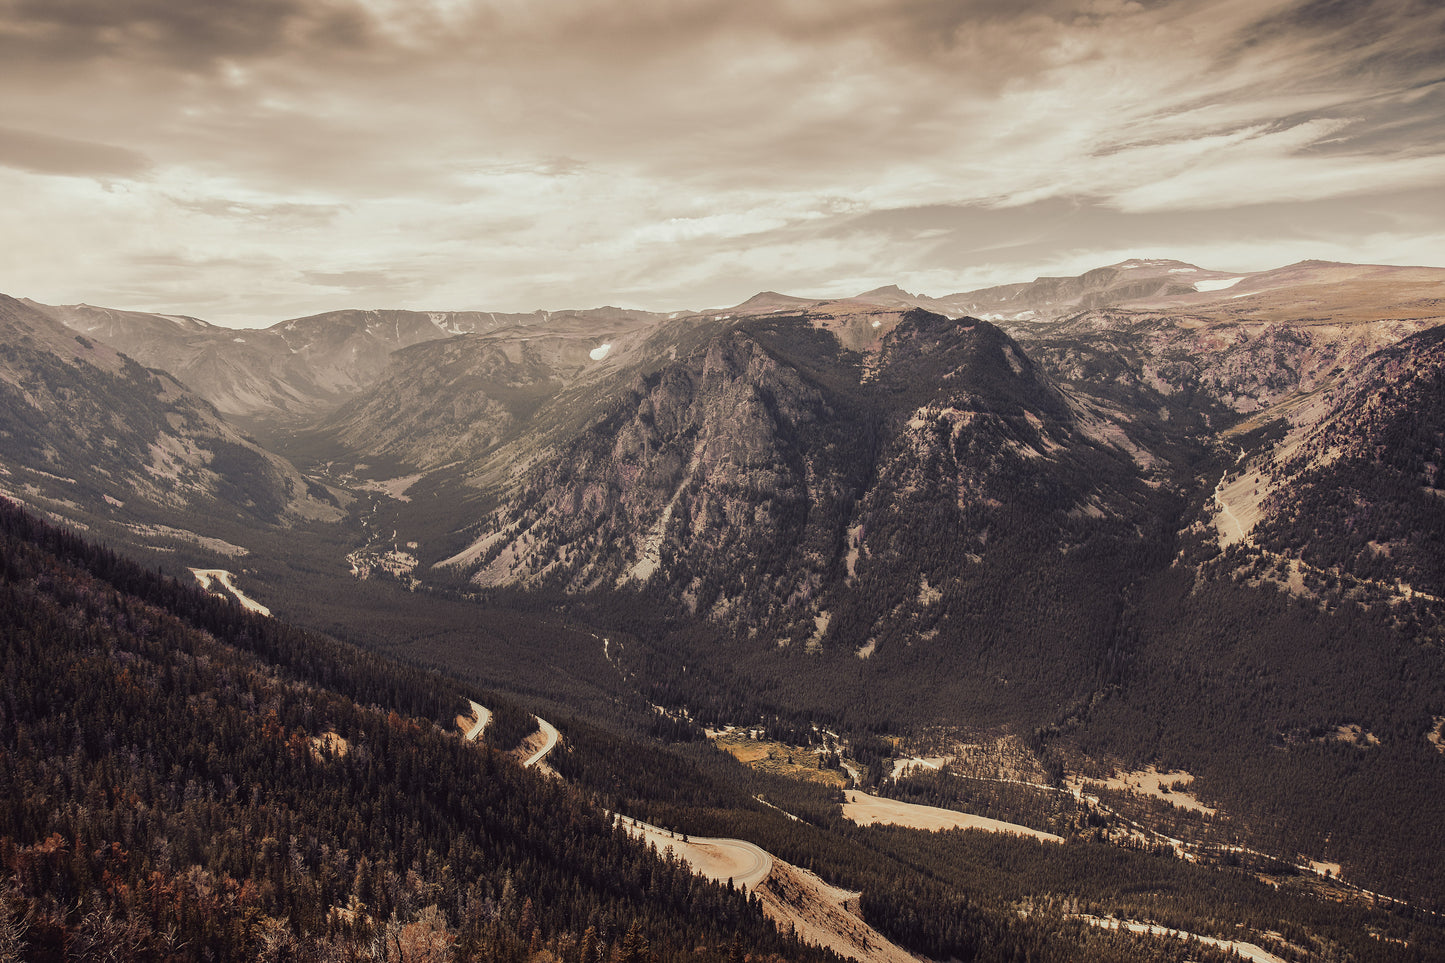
[462,701,491,741]
[522,717,560,768]
[461,701,558,769]
[613,814,773,889]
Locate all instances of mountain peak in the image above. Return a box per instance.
[1108,257,1202,271]
[729,291,819,313]
[858,284,912,298]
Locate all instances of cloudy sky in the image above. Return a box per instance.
[1,0,1443,326]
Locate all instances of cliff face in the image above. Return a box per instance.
[449,328,853,624]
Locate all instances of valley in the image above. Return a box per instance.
[3,257,1445,961]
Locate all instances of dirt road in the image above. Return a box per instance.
[615,815,773,889]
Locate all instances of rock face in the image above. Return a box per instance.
[434,310,1161,655]
[445,324,856,619]
[0,295,340,530]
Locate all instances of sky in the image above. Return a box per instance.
[1,0,1443,327]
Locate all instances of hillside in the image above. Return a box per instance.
[0,498,830,963]
[0,295,341,538]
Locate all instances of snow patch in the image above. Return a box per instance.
[589,343,612,361]
[1194,276,1245,292]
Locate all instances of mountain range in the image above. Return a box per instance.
[4,256,1445,943]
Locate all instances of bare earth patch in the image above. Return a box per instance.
[889,755,951,780]
[842,790,1063,843]
[757,862,919,963]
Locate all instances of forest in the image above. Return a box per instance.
[0,499,829,962]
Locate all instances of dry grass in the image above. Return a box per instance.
[712,732,848,787]
[842,790,1063,843]
[309,731,349,761]
[1069,767,1217,816]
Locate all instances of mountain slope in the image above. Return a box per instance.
[0,295,339,533]
[1234,322,1445,598]
[315,315,659,471]
[0,498,828,963]
[403,309,1172,727]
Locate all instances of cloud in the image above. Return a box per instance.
[0,126,150,179]
[0,0,374,69]
[0,0,1441,323]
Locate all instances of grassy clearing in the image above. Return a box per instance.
[712,731,848,787]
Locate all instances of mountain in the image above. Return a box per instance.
[0,294,340,540]
[313,313,662,472]
[346,307,1173,731]
[32,300,666,422]
[917,258,1211,321]
[9,259,1445,918]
